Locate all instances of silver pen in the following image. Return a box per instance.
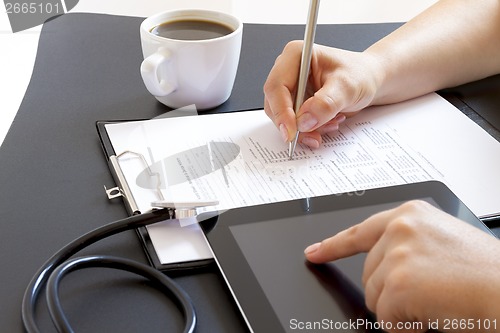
[289,0,320,160]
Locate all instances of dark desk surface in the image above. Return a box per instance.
[1,13,499,332]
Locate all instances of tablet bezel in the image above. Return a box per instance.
[199,181,494,333]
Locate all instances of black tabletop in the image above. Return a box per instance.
[1,13,499,332]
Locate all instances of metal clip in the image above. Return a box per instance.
[151,200,219,219]
[105,150,218,219]
[104,186,124,199]
[104,150,165,215]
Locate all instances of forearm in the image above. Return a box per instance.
[367,0,500,105]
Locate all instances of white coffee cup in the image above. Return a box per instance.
[140,9,243,110]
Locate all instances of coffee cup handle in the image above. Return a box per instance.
[140,48,176,97]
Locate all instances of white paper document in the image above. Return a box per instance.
[105,93,500,264]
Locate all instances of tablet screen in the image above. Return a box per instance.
[200,181,492,333]
[229,201,405,333]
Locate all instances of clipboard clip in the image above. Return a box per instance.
[104,151,150,215]
[104,150,219,219]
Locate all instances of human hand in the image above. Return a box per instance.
[263,41,382,148]
[305,200,500,332]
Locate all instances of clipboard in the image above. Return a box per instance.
[96,120,216,272]
[95,90,500,272]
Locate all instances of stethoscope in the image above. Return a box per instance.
[22,200,218,333]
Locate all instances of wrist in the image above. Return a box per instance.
[361,47,392,106]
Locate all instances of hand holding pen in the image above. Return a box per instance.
[264,1,378,153]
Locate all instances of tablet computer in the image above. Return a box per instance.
[199,181,494,333]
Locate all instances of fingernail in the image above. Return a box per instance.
[321,123,339,134]
[304,242,321,255]
[279,123,289,143]
[301,137,320,149]
[335,113,346,123]
[297,113,318,132]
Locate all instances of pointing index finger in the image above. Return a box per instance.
[304,208,394,263]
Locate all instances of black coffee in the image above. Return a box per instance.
[150,19,234,41]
